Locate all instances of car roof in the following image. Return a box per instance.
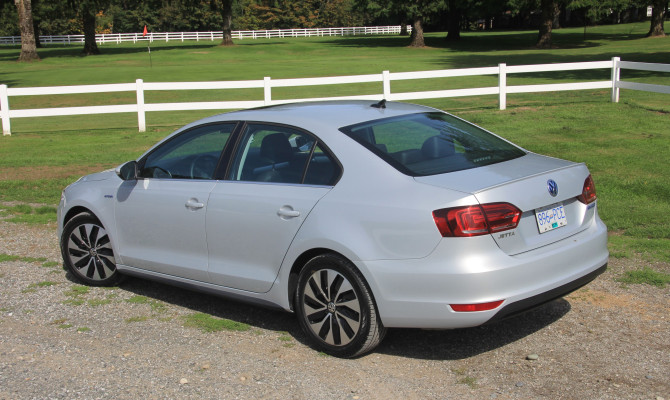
[188,100,440,131]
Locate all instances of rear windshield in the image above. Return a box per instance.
[340,112,526,176]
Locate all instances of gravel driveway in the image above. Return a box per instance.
[0,220,668,400]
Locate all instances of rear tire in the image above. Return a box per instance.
[295,254,386,358]
[61,213,122,286]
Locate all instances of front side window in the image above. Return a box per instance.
[340,112,526,176]
[228,123,340,185]
[140,123,235,180]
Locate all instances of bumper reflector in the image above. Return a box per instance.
[450,300,504,312]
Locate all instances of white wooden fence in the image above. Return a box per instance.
[2,57,669,136]
[0,26,409,45]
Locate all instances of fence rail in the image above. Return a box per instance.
[1,57,669,136]
[0,26,409,45]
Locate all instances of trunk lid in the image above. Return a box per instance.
[415,153,596,255]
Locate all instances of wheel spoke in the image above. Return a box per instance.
[307,276,328,304]
[307,309,329,324]
[335,304,360,322]
[74,255,91,270]
[329,274,344,300]
[304,294,325,311]
[316,314,331,340]
[94,257,107,279]
[319,270,330,300]
[337,314,357,339]
[331,314,342,345]
[69,233,88,251]
[88,225,99,249]
[78,225,90,247]
[85,258,96,278]
[99,255,116,272]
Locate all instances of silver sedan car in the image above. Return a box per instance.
[58,100,608,357]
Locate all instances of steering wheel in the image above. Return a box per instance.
[190,155,218,179]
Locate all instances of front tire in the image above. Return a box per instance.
[61,213,122,286]
[295,254,386,358]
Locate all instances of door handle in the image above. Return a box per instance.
[277,206,300,219]
[185,198,205,210]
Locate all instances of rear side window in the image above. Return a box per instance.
[340,112,526,176]
[228,123,340,186]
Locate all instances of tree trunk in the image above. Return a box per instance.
[82,9,100,55]
[552,2,561,29]
[536,0,554,48]
[400,20,408,36]
[14,0,40,62]
[647,0,667,37]
[220,0,234,46]
[446,0,461,41]
[408,17,424,47]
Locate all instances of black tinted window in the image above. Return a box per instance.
[340,112,526,176]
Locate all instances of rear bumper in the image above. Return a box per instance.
[484,262,606,324]
[358,215,608,329]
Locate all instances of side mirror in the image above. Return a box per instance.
[115,161,138,181]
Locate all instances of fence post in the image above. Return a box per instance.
[498,63,507,111]
[264,77,272,106]
[382,70,391,99]
[611,57,621,103]
[136,79,146,132]
[1,84,10,136]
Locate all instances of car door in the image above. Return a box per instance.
[114,123,236,281]
[206,123,340,293]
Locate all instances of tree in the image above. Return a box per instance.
[220,0,234,45]
[536,0,554,48]
[445,0,461,41]
[14,0,40,61]
[82,5,99,54]
[647,0,667,36]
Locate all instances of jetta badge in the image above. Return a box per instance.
[547,179,558,197]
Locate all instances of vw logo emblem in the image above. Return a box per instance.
[547,179,558,197]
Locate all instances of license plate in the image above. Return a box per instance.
[535,203,567,233]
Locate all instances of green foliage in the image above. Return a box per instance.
[617,268,670,287]
[28,281,58,288]
[182,312,250,332]
[87,298,112,307]
[0,253,47,263]
[125,315,149,323]
[125,295,167,313]
[0,204,57,224]
[64,285,90,297]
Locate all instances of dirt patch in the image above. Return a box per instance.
[0,164,112,181]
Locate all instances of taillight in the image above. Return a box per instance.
[450,300,504,312]
[433,202,521,237]
[577,174,597,204]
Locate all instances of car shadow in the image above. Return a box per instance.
[376,299,571,360]
[64,271,571,360]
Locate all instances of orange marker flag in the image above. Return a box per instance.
[143,25,148,37]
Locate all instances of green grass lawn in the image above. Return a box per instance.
[0,23,668,271]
